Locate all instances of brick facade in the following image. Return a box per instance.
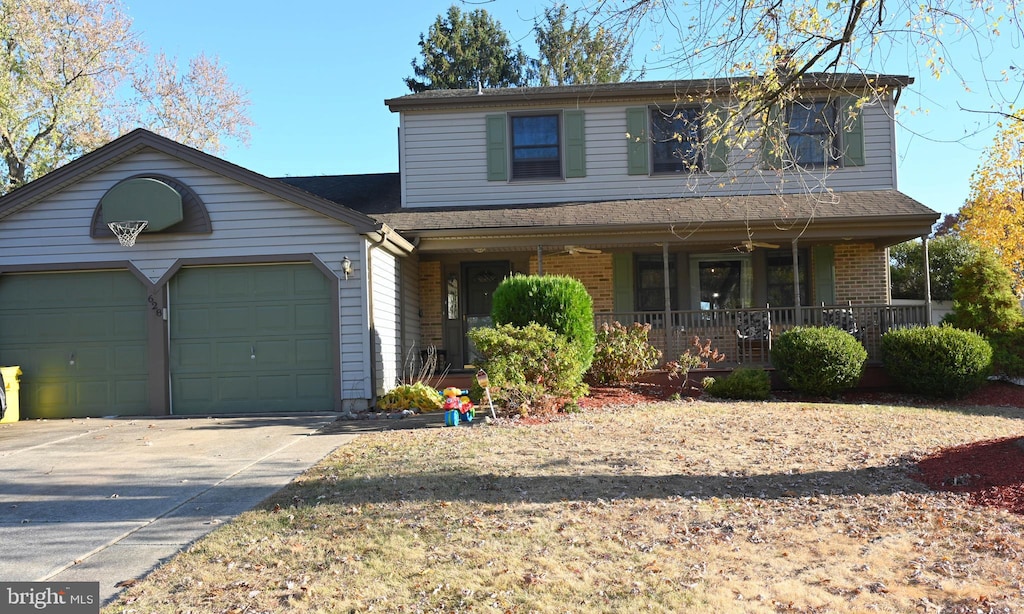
[529,252,614,313]
[419,260,443,348]
[834,243,890,304]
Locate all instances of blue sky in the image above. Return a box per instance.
[126,0,1022,217]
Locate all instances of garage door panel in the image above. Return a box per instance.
[295,303,332,329]
[214,270,251,299]
[175,376,212,402]
[174,307,211,337]
[176,342,213,368]
[0,271,148,419]
[254,305,290,330]
[170,264,335,415]
[115,345,147,370]
[297,374,331,399]
[296,339,331,364]
[294,267,329,296]
[216,342,254,368]
[257,375,292,399]
[218,376,253,401]
[253,340,291,364]
[76,380,110,406]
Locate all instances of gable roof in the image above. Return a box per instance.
[0,129,410,250]
[385,73,914,112]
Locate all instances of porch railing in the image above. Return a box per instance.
[594,303,930,366]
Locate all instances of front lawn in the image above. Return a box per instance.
[107,400,1024,613]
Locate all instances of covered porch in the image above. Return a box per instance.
[598,302,930,366]
[373,189,941,373]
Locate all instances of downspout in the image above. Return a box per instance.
[537,245,544,275]
[923,234,933,325]
[792,239,801,313]
[663,243,673,359]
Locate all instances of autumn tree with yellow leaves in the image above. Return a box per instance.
[960,118,1024,297]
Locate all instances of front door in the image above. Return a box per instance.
[462,261,510,368]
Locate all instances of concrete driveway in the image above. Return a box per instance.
[0,414,356,604]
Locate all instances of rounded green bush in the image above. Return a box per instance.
[881,326,992,398]
[770,326,867,397]
[491,274,595,370]
[706,368,771,400]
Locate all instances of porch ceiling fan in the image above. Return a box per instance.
[558,245,603,255]
[732,239,780,252]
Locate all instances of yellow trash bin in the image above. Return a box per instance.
[0,366,21,423]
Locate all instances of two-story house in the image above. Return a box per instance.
[0,74,938,419]
[358,74,938,370]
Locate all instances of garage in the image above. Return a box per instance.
[169,263,336,415]
[0,270,149,419]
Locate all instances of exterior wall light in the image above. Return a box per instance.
[342,256,353,279]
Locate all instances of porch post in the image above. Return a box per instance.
[537,245,544,275]
[791,239,801,312]
[663,243,674,359]
[923,234,933,325]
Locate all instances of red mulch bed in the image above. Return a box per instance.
[580,380,1024,516]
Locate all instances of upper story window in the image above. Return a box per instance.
[650,106,703,173]
[787,100,839,166]
[510,114,562,180]
[486,111,584,182]
[628,105,726,175]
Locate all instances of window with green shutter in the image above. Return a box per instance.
[764,98,866,169]
[626,107,649,175]
[485,114,508,181]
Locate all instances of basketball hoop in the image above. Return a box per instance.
[108,220,148,247]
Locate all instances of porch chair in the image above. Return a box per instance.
[735,307,772,363]
[821,302,863,341]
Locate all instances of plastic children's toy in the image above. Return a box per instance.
[442,387,474,426]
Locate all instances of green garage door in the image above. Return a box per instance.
[0,271,149,419]
[169,264,334,415]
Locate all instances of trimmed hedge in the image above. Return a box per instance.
[771,326,867,397]
[491,274,595,371]
[705,368,771,400]
[881,326,992,398]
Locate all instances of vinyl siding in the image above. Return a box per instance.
[400,254,422,373]
[0,150,373,406]
[399,98,898,208]
[369,246,402,395]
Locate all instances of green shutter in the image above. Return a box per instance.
[485,114,508,181]
[706,104,729,173]
[813,246,835,305]
[564,110,586,178]
[840,97,865,167]
[626,107,648,175]
[761,104,785,169]
[613,253,634,312]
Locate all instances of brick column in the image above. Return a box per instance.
[834,243,889,304]
[419,260,442,348]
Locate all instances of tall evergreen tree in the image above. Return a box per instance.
[405,5,531,93]
[533,4,630,86]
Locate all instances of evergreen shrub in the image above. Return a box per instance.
[705,368,771,400]
[491,274,596,371]
[881,326,993,398]
[771,326,866,397]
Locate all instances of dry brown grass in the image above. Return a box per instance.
[106,400,1024,613]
